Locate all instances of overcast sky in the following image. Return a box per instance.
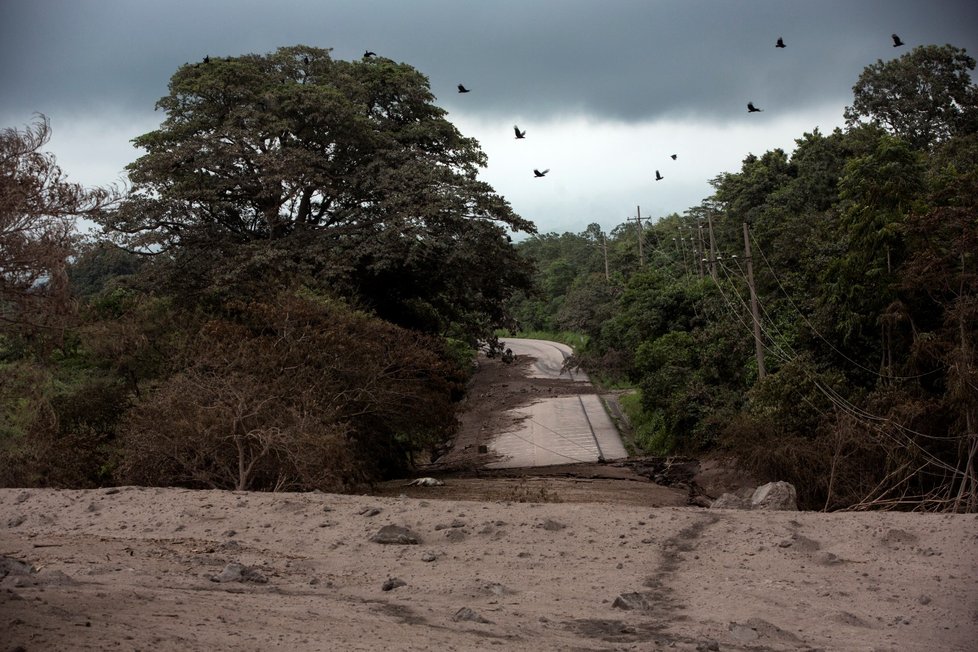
[2,0,976,235]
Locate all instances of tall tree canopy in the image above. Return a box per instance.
[101,45,533,339]
[844,44,978,150]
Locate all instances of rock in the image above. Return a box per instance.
[612,592,651,611]
[452,607,492,624]
[711,493,751,510]
[0,556,35,578]
[421,551,437,562]
[358,507,382,517]
[538,518,566,531]
[728,622,760,642]
[750,481,798,511]
[370,525,422,545]
[480,581,515,596]
[406,477,444,487]
[444,529,466,543]
[382,577,407,591]
[210,562,268,584]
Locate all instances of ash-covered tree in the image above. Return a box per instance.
[844,44,978,150]
[101,45,533,340]
[1,115,116,340]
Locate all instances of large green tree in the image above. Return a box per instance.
[101,45,533,339]
[844,44,978,150]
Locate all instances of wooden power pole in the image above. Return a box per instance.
[628,206,652,267]
[743,222,766,380]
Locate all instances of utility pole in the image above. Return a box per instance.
[706,210,718,281]
[628,206,652,267]
[743,222,766,380]
[696,222,706,279]
[601,233,610,281]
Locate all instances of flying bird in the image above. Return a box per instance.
[747,101,763,113]
[514,125,526,139]
[670,154,678,160]
[891,34,905,47]
[533,168,549,178]
[364,50,377,58]
[776,37,786,48]
[655,170,664,181]
[457,84,471,93]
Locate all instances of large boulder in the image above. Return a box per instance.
[750,481,798,511]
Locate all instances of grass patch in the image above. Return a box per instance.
[619,389,676,455]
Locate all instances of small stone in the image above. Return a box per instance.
[0,556,35,577]
[711,493,751,510]
[382,577,407,591]
[370,525,422,545]
[612,592,650,611]
[452,607,492,624]
[421,551,437,562]
[445,529,466,543]
[210,563,267,584]
[359,507,382,517]
[538,519,566,531]
[918,595,932,605]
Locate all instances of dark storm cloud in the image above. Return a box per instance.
[2,0,977,124]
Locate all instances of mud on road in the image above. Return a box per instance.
[373,353,756,507]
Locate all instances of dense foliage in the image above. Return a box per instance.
[511,45,977,511]
[1,47,530,491]
[100,45,533,340]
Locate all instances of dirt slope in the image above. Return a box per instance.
[2,352,977,650]
[2,487,976,651]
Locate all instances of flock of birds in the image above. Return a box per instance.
[427,32,909,184]
[199,33,909,189]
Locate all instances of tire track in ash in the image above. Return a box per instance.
[568,513,722,646]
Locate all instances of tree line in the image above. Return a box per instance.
[1,46,533,491]
[509,44,977,511]
[2,43,975,511]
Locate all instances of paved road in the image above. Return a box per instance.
[486,338,628,469]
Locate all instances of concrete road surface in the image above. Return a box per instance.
[487,338,627,469]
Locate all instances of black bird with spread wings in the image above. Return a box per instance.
[776,36,786,48]
[533,168,549,178]
[364,50,377,58]
[457,84,471,93]
[514,125,526,139]
[747,101,763,113]
[670,154,678,160]
[892,34,905,47]
[655,170,664,181]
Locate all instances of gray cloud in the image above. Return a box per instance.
[3,0,976,120]
[2,0,976,233]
